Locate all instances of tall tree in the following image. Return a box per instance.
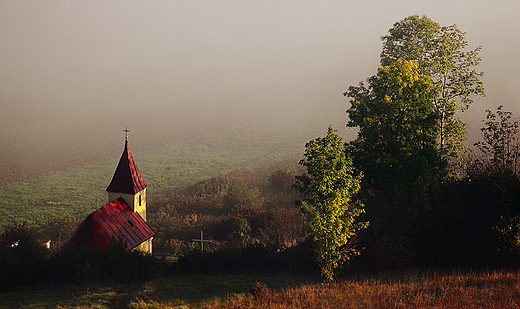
[380,15,485,165]
[344,60,443,252]
[345,60,441,197]
[294,126,367,281]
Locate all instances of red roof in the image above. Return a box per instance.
[64,198,155,250]
[106,140,147,194]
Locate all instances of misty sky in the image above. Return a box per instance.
[1,1,520,179]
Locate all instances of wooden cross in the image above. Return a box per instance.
[192,230,212,254]
[123,127,130,140]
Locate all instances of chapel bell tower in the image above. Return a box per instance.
[106,128,148,221]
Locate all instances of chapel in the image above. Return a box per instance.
[63,132,155,253]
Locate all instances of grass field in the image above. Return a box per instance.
[0,106,351,230]
[0,131,298,230]
[2,270,519,308]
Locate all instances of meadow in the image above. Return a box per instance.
[0,106,345,230]
[2,270,520,308]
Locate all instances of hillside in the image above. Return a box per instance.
[0,104,351,230]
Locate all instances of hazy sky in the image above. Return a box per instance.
[1,1,519,179]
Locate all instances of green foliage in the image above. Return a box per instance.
[380,15,485,166]
[344,60,448,269]
[420,108,520,268]
[294,126,367,281]
[346,60,441,185]
[474,106,520,173]
[345,60,443,213]
[341,16,492,270]
[222,182,263,210]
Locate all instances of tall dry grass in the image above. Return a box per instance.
[204,270,520,309]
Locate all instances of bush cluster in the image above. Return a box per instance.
[148,168,307,256]
[0,223,317,291]
[0,223,48,290]
[0,224,164,291]
[49,240,163,285]
[354,165,520,271]
[169,239,317,275]
[425,167,520,268]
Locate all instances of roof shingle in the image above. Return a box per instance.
[106,140,147,194]
[64,198,155,250]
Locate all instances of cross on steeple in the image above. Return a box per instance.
[123,127,130,140]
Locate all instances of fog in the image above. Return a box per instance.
[1,1,519,183]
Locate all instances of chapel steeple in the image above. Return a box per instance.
[106,129,148,221]
[106,139,147,195]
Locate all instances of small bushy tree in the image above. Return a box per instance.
[222,182,263,209]
[294,127,368,281]
[474,106,520,173]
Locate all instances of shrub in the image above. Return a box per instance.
[148,168,307,257]
[48,240,164,285]
[40,214,79,250]
[0,222,48,290]
[251,282,269,299]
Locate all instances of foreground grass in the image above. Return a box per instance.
[0,272,314,309]
[211,270,520,309]
[2,270,520,308]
